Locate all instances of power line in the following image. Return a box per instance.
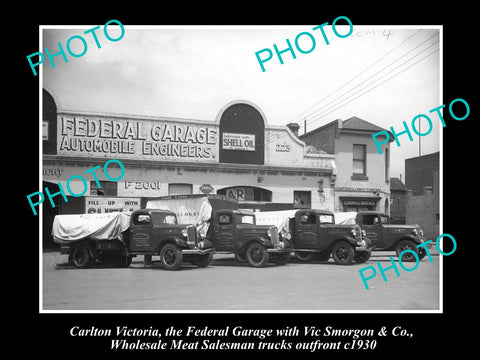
[302,47,439,126]
[299,33,438,127]
[263,35,439,147]
[303,39,439,127]
[289,29,423,125]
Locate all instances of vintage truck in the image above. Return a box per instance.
[268,209,373,265]
[146,195,292,267]
[339,211,430,261]
[52,209,214,270]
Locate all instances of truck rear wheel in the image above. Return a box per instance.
[235,252,248,263]
[246,242,269,267]
[295,252,313,261]
[160,243,183,270]
[71,248,95,269]
[332,241,355,265]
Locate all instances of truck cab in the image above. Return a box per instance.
[284,209,372,265]
[127,209,214,270]
[208,209,291,267]
[354,211,429,261]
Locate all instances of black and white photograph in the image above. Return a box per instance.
[18,5,475,356]
[39,23,442,312]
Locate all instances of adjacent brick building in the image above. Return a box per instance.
[405,152,440,240]
[390,177,407,224]
[298,116,393,213]
[405,152,439,196]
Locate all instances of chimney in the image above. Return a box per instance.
[287,123,300,137]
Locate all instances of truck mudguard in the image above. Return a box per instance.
[332,235,357,248]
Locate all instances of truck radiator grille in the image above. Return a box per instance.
[270,226,279,247]
[354,225,362,241]
[187,226,197,247]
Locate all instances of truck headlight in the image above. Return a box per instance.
[351,229,357,237]
[356,239,366,247]
[361,230,366,237]
[181,228,188,238]
[266,229,271,238]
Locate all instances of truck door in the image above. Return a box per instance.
[295,211,320,249]
[360,214,383,248]
[213,212,236,251]
[129,212,153,252]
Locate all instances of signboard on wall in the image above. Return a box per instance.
[85,197,141,214]
[224,187,254,201]
[57,116,219,162]
[222,133,255,151]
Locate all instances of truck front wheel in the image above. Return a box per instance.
[354,250,371,263]
[396,240,418,262]
[71,248,95,269]
[331,241,355,265]
[246,243,269,267]
[160,243,183,270]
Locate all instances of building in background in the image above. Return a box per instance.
[405,152,440,240]
[42,88,337,247]
[297,116,392,214]
[389,177,407,224]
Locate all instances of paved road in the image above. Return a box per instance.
[42,251,440,311]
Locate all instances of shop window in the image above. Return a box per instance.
[90,181,117,196]
[169,183,193,195]
[293,191,311,208]
[352,144,367,179]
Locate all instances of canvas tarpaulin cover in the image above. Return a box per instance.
[146,196,213,238]
[254,210,358,238]
[52,212,131,244]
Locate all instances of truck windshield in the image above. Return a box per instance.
[151,212,178,225]
[236,214,255,224]
[319,215,334,224]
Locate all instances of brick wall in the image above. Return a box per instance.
[299,120,338,154]
[405,152,439,196]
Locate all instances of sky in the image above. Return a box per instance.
[41,24,441,180]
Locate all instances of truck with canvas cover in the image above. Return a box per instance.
[146,195,292,267]
[260,209,372,265]
[52,209,213,270]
